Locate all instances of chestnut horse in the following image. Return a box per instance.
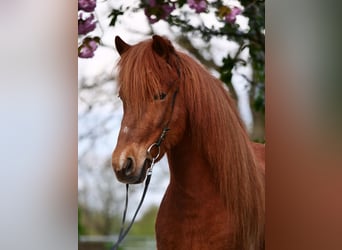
[112,35,265,250]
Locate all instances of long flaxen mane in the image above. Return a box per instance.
[116,37,265,249]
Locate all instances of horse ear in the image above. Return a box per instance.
[152,35,175,59]
[115,36,131,55]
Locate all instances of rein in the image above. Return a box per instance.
[111,89,178,250]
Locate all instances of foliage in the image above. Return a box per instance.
[78,0,265,117]
[78,203,159,236]
[78,206,87,237]
[130,206,159,236]
[78,203,121,235]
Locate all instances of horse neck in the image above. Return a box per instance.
[166,132,221,203]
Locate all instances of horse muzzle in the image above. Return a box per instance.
[113,157,151,184]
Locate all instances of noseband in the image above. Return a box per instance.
[111,88,178,250]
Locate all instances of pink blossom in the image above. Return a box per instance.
[187,0,207,13]
[79,39,98,58]
[78,0,96,12]
[144,0,175,24]
[78,14,96,35]
[225,7,242,24]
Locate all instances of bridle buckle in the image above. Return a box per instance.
[147,142,161,160]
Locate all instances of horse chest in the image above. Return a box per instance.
[155,185,233,250]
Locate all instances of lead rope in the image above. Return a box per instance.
[111,156,157,250]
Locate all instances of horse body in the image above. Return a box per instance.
[112,35,265,250]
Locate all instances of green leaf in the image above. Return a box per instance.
[108,9,124,26]
[177,0,187,8]
[253,94,265,113]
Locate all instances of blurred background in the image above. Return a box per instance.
[78,0,264,249]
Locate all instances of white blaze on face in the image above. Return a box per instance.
[123,126,129,134]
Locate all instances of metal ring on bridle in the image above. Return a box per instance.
[147,142,161,160]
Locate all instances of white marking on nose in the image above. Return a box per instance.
[117,149,128,171]
[123,126,129,134]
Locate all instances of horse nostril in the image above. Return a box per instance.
[124,157,134,176]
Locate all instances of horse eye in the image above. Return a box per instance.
[154,92,167,100]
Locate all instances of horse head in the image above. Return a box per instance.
[112,35,186,184]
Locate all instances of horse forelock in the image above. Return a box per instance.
[117,40,177,117]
